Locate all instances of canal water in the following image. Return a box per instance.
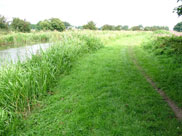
[0,43,51,66]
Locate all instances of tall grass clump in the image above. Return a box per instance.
[0,32,103,135]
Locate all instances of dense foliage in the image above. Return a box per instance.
[102,24,115,30]
[11,18,31,32]
[131,25,143,31]
[144,26,169,31]
[174,0,182,16]
[83,21,97,30]
[101,25,129,31]
[37,18,65,32]
[144,36,182,55]
[0,15,9,30]
[63,21,71,29]
[173,22,182,32]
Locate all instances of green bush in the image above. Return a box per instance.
[143,36,182,55]
[11,18,31,32]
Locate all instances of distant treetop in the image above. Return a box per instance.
[174,0,182,16]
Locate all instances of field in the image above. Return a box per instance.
[0,30,182,135]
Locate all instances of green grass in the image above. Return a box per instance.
[16,33,182,136]
[0,31,103,135]
[133,35,182,108]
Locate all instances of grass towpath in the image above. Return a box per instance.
[18,34,182,136]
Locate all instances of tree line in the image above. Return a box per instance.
[0,15,70,32]
[0,14,181,33]
[82,21,169,31]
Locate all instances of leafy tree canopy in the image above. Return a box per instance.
[11,18,31,32]
[174,22,182,32]
[174,0,182,16]
[83,21,97,30]
[63,21,71,29]
[37,18,65,32]
[102,24,115,30]
[131,25,143,31]
[0,15,9,30]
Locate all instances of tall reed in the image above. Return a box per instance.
[0,32,103,135]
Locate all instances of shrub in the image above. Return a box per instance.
[11,18,31,32]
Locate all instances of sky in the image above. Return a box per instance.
[0,0,181,29]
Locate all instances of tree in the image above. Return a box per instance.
[83,21,97,30]
[37,18,65,32]
[174,22,182,32]
[102,24,115,30]
[122,25,129,30]
[0,15,9,30]
[115,25,122,30]
[174,0,182,16]
[144,26,169,31]
[131,25,143,31]
[49,18,65,32]
[63,21,71,29]
[11,18,31,32]
[37,20,52,30]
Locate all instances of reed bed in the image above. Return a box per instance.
[0,31,62,50]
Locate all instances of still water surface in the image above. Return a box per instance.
[0,43,51,66]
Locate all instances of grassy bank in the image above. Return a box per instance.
[17,33,182,136]
[0,31,103,135]
[133,35,182,108]
[0,31,63,50]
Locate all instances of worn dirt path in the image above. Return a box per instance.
[128,46,182,121]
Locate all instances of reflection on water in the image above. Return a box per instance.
[0,43,51,66]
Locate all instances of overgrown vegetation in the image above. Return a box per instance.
[141,34,182,108]
[0,32,62,50]
[83,21,97,30]
[0,31,103,135]
[11,18,31,32]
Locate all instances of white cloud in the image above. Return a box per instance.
[0,0,181,29]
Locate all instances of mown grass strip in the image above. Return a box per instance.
[17,34,182,136]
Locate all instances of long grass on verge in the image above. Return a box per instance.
[137,34,182,108]
[0,32,103,135]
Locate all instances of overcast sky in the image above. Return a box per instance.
[0,0,181,29]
